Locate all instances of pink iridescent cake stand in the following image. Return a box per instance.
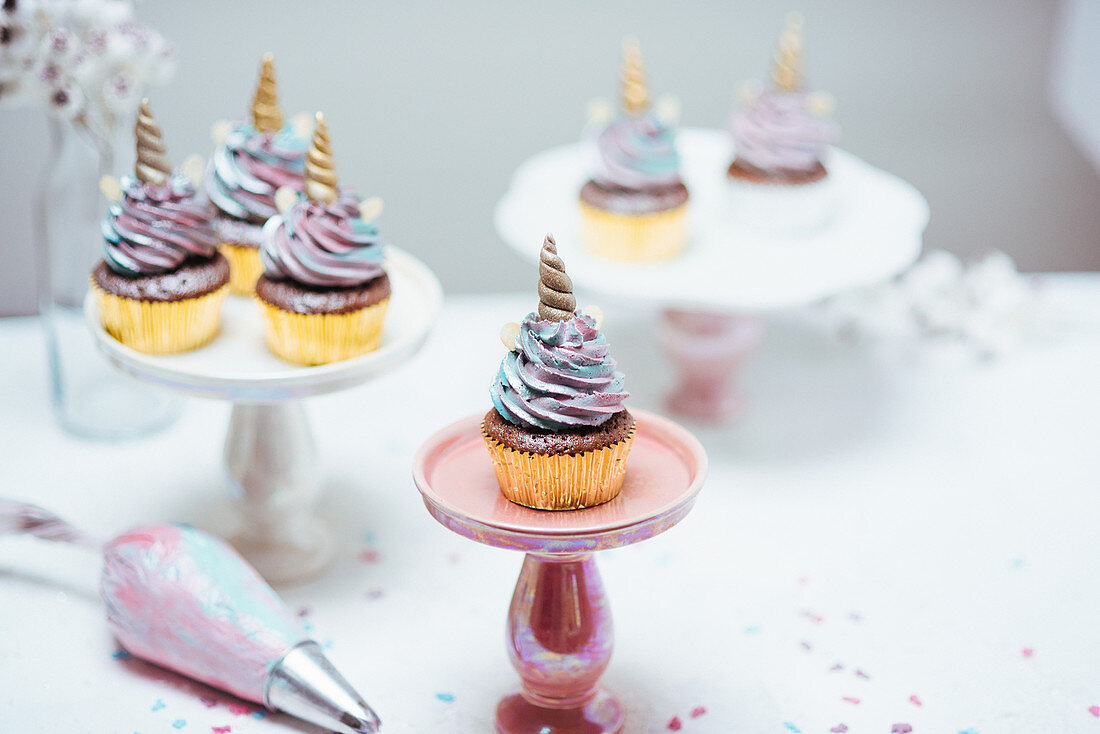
[413,409,707,734]
[495,128,929,421]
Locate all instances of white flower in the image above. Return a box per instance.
[101,67,135,111]
[46,77,82,118]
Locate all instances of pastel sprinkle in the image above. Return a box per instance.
[1021,647,1034,658]
[830,663,844,672]
[435,692,455,703]
[212,728,231,734]
[667,716,682,730]
[800,641,812,651]
[151,699,166,712]
[855,669,870,679]
[359,549,382,563]
[830,726,849,733]
[801,610,824,624]
[111,649,131,660]
[892,725,913,734]
[303,621,315,632]
[1089,706,1100,718]
[690,706,707,718]
[226,704,250,716]
[1009,558,1025,569]
[199,696,217,708]
[297,606,310,618]
[322,639,334,649]
[744,626,760,634]
[251,711,265,720]
[447,552,462,564]
[783,723,801,732]
[849,613,863,623]
[362,531,377,543]
[171,721,186,730]
[366,587,385,600]
[841,697,860,705]
[909,695,923,707]
[958,729,978,734]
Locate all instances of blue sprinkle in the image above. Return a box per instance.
[783,723,801,733]
[958,730,978,734]
[303,621,314,632]
[744,626,760,634]
[171,720,186,729]
[1009,558,1025,569]
[436,692,455,703]
[251,711,266,720]
[363,530,378,543]
[151,699,166,712]
[322,639,334,649]
[111,649,131,660]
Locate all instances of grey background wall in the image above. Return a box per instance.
[2,0,1098,316]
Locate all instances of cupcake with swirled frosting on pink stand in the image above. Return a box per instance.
[727,13,839,231]
[254,112,390,366]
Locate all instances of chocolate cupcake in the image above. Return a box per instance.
[255,112,390,366]
[205,54,307,295]
[579,39,688,261]
[483,234,634,510]
[91,100,228,354]
[727,14,839,230]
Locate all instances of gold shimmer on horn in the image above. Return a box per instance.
[304,112,338,204]
[135,99,171,186]
[251,53,283,133]
[620,38,649,114]
[772,12,803,92]
[537,234,577,322]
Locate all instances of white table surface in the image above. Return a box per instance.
[2,281,1100,734]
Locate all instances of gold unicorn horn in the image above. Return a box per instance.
[621,38,650,114]
[537,234,577,322]
[304,112,338,204]
[135,98,171,186]
[251,53,283,133]
[773,12,803,92]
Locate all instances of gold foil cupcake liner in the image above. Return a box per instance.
[91,278,228,355]
[481,422,636,510]
[579,201,688,261]
[257,298,390,366]
[219,242,265,296]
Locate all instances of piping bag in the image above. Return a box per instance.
[1,500,381,733]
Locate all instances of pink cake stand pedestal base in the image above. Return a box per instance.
[413,409,707,734]
[659,309,766,422]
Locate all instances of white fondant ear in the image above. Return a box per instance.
[807,91,835,116]
[180,154,205,187]
[586,98,613,126]
[291,111,314,140]
[582,305,605,330]
[500,322,521,352]
[274,186,298,215]
[358,196,384,222]
[656,94,681,127]
[99,175,122,203]
[210,120,232,146]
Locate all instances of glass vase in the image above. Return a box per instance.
[34,117,180,439]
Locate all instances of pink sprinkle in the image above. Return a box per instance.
[892,725,913,733]
[668,716,683,730]
[1089,705,1100,718]
[212,728,231,734]
[841,697,860,705]
[830,726,849,733]
[690,706,707,718]
[800,641,812,651]
[359,549,382,563]
[909,695,923,707]
[829,663,844,672]
[447,552,461,564]
[226,704,250,716]
[365,587,385,600]
[849,613,863,623]
[798,575,809,586]
[199,696,217,708]
[297,606,310,618]
[855,669,870,679]
[1022,647,1034,658]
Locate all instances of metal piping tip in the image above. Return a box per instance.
[266,641,382,734]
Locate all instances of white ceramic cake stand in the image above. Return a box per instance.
[495,128,929,420]
[85,247,442,582]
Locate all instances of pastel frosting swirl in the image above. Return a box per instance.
[101,175,217,276]
[731,88,838,173]
[592,111,682,191]
[206,123,306,224]
[260,192,385,287]
[490,313,628,431]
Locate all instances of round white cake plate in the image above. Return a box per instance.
[495,128,929,420]
[85,247,442,582]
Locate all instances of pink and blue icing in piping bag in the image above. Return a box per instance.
[0,500,381,733]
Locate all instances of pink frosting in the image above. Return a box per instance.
[730,88,838,173]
